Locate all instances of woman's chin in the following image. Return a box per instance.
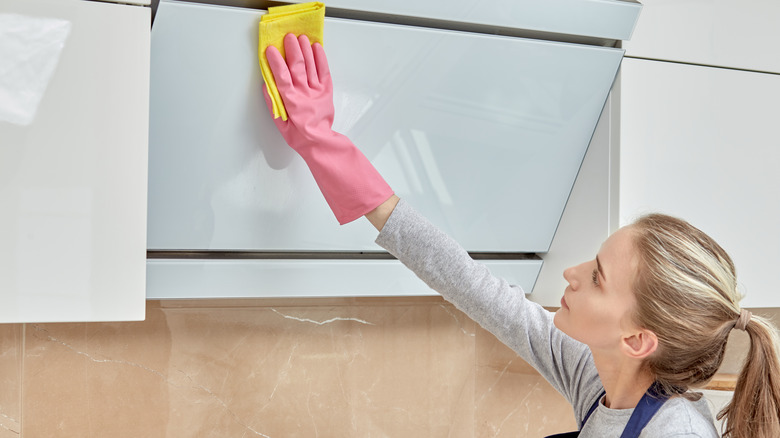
[552,311,576,341]
[552,310,564,330]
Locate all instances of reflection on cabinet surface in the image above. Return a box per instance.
[0,0,149,322]
[148,0,624,254]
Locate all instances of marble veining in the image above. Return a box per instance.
[439,304,477,337]
[0,324,20,437]
[476,357,520,405]
[0,300,768,436]
[494,381,541,437]
[270,308,374,326]
[14,299,583,436]
[0,412,19,436]
[175,370,273,438]
[30,324,171,383]
[261,343,299,411]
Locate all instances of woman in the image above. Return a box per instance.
[262,33,780,437]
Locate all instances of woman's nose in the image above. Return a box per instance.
[563,265,579,290]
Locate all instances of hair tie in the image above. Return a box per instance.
[734,309,752,331]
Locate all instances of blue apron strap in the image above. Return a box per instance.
[544,383,668,438]
[619,382,668,438]
[581,389,606,429]
[543,389,605,438]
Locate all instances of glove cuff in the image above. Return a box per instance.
[302,133,394,225]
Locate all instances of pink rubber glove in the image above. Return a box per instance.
[263,33,393,225]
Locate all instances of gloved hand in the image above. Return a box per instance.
[263,33,393,225]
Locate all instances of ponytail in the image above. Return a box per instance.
[628,214,780,436]
[718,314,780,438]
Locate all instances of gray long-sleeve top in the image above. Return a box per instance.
[375,200,718,437]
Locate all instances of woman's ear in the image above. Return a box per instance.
[621,329,658,359]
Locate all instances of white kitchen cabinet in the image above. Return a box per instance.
[620,58,780,307]
[623,0,780,74]
[146,0,629,299]
[0,0,150,322]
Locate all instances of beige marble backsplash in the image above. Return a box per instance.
[0,299,774,437]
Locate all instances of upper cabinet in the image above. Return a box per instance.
[0,0,150,322]
[623,0,780,73]
[148,0,625,255]
[0,0,639,316]
[147,0,635,299]
[620,58,780,307]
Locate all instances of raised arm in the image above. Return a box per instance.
[262,34,601,420]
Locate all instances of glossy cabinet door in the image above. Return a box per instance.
[0,0,150,321]
[620,58,780,307]
[148,0,624,254]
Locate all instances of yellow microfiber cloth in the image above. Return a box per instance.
[259,2,325,121]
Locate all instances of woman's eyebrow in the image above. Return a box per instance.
[596,255,606,281]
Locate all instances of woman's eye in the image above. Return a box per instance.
[591,269,600,286]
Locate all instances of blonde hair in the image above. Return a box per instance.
[630,213,780,438]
